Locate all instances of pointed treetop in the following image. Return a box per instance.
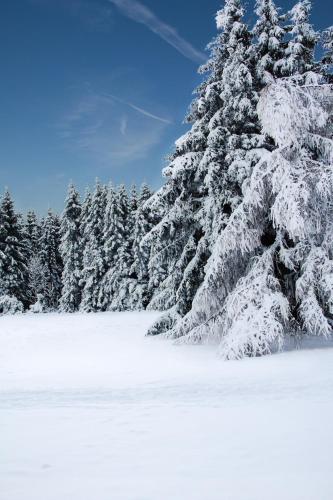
[216,0,244,31]
[254,0,286,82]
[285,0,318,76]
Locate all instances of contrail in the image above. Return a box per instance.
[108,0,205,64]
[103,92,172,124]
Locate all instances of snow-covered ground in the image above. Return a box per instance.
[1,312,333,500]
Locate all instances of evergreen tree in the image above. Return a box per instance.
[206,0,263,236]
[129,184,138,214]
[25,210,41,259]
[253,0,286,83]
[38,210,63,310]
[80,181,107,312]
[76,188,91,304]
[322,26,333,81]
[211,77,333,359]
[129,183,154,309]
[0,190,28,307]
[59,184,82,312]
[81,189,92,236]
[147,0,266,337]
[99,183,131,311]
[108,185,132,311]
[282,0,318,78]
[24,210,42,305]
[99,182,117,310]
[79,189,92,272]
[127,183,139,277]
[27,256,48,310]
[145,2,245,332]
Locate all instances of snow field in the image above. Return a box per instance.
[1,311,333,500]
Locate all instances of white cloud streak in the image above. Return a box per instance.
[58,92,170,164]
[107,0,205,63]
[102,92,172,124]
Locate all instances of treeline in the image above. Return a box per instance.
[0,182,155,314]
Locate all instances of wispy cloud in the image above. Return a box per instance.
[102,92,172,124]
[108,0,205,64]
[58,91,170,164]
[120,115,128,136]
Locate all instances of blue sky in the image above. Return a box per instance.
[0,0,331,212]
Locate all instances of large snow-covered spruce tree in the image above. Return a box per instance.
[59,184,82,312]
[146,0,273,337]
[0,190,28,307]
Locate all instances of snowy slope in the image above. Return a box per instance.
[1,312,333,500]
